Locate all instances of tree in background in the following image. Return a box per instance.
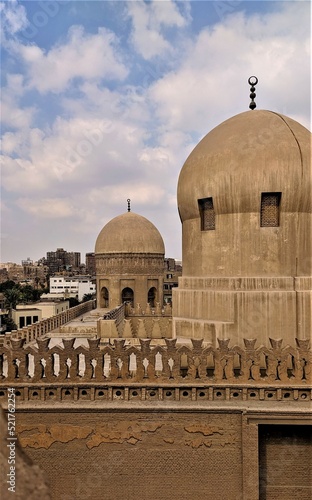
[2,286,21,333]
[1,281,42,305]
[3,287,22,318]
[82,293,96,303]
[2,317,17,332]
[1,281,43,334]
[0,280,17,293]
[68,297,79,308]
[20,284,41,303]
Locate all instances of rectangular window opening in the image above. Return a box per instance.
[260,192,281,227]
[198,197,215,231]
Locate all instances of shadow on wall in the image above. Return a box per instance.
[0,406,51,499]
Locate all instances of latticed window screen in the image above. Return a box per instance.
[260,193,281,227]
[198,197,215,230]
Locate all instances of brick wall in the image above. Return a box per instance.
[259,425,312,500]
[15,410,243,500]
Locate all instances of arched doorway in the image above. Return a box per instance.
[101,287,109,308]
[121,287,134,306]
[148,287,157,308]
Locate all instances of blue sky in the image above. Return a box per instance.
[1,0,311,264]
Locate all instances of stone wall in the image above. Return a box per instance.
[0,336,311,499]
[259,424,312,499]
[1,408,311,500]
[96,253,164,308]
[97,303,173,339]
[0,408,50,500]
[173,277,312,346]
[10,410,244,500]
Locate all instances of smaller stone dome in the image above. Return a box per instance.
[95,211,165,255]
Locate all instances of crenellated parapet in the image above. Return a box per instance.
[126,302,172,317]
[103,303,126,327]
[97,303,173,339]
[0,336,310,386]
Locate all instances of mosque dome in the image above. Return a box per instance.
[95,211,165,255]
[177,110,311,222]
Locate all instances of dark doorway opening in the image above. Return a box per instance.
[259,424,312,500]
[121,287,134,306]
[148,287,157,308]
[101,287,109,308]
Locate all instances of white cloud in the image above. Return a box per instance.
[126,0,190,59]
[1,74,36,129]
[1,100,35,130]
[89,183,166,207]
[14,25,128,93]
[16,197,76,218]
[148,2,311,134]
[4,73,25,95]
[1,108,159,196]
[0,0,28,35]
[1,1,310,263]
[1,154,48,192]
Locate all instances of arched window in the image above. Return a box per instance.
[148,287,157,308]
[121,287,134,306]
[101,287,109,308]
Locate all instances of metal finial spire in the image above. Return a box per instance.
[127,199,131,212]
[248,76,258,110]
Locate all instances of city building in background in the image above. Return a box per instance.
[47,276,96,302]
[0,262,25,283]
[12,306,42,330]
[12,300,70,329]
[0,261,48,288]
[163,258,182,304]
[85,252,96,276]
[44,248,81,274]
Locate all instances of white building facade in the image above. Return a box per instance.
[49,276,96,302]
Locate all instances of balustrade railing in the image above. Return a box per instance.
[0,300,96,346]
[0,337,310,385]
[103,304,125,326]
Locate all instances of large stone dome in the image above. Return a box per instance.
[173,109,312,346]
[95,211,165,255]
[178,110,311,221]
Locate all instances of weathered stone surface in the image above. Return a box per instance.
[17,423,93,449]
[0,407,51,499]
[175,111,311,346]
[12,410,243,500]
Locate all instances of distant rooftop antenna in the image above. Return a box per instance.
[127,199,131,212]
[248,76,258,110]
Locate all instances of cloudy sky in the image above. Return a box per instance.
[1,0,310,264]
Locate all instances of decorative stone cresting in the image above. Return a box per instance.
[0,337,310,385]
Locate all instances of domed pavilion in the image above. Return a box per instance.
[95,209,165,309]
